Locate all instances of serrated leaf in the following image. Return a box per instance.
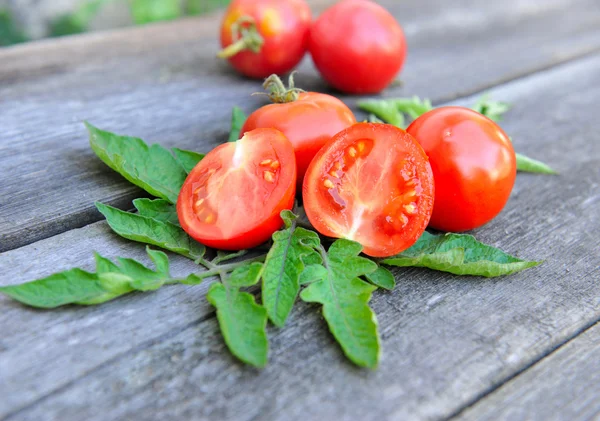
[229,262,263,288]
[262,212,321,327]
[207,283,268,367]
[171,148,204,173]
[516,153,557,174]
[0,248,188,308]
[133,198,180,225]
[86,122,187,203]
[365,266,396,290]
[393,96,433,119]
[96,202,205,260]
[358,100,405,128]
[300,240,379,368]
[472,95,511,122]
[382,231,540,277]
[229,106,247,142]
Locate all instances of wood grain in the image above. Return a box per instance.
[1,50,599,420]
[2,0,600,251]
[455,322,600,421]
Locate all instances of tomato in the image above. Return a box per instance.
[309,0,406,94]
[241,75,356,187]
[303,123,434,257]
[218,0,311,79]
[406,106,517,232]
[177,128,296,250]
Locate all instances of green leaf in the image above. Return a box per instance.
[229,262,263,288]
[228,106,247,142]
[86,122,187,203]
[130,0,182,24]
[382,231,541,277]
[96,202,205,260]
[0,8,28,46]
[300,240,380,368]
[262,211,321,327]
[367,114,384,123]
[472,95,511,122]
[364,266,396,290]
[516,152,557,174]
[133,198,180,225]
[0,248,188,308]
[207,282,269,367]
[358,100,405,128]
[171,148,204,173]
[393,96,433,119]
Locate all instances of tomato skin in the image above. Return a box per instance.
[309,0,406,94]
[303,123,434,257]
[241,92,356,186]
[177,128,296,250]
[407,106,517,232]
[220,0,311,79]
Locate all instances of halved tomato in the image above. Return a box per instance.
[303,123,434,257]
[177,128,296,250]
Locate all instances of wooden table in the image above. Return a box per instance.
[1,1,600,420]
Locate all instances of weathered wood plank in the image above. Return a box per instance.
[455,322,600,421]
[1,51,599,420]
[2,0,600,251]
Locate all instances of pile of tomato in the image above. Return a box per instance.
[177,0,517,258]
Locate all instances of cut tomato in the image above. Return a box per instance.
[177,128,296,250]
[303,123,434,257]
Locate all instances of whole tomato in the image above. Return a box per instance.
[218,0,311,79]
[241,74,356,186]
[309,0,406,94]
[406,106,517,232]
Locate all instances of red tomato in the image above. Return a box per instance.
[309,0,406,94]
[303,123,434,257]
[177,128,296,250]
[241,78,356,186]
[218,0,311,79]
[407,106,517,232]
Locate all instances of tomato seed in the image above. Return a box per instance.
[347,146,357,157]
[270,160,280,170]
[403,203,417,214]
[323,179,335,189]
[260,159,272,166]
[263,171,275,183]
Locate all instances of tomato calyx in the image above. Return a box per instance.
[217,15,265,59]
[261,73,305,103]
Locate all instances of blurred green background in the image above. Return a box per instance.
[0,0,232,46]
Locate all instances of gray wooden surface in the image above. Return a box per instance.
[1,1,599,420]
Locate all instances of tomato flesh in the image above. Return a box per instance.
[407,106,516,232]
[177,128,296,250]
[303,123,434,257]
[241,92,356,187]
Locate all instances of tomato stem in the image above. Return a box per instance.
[217,16,264,59]
[262,72,305,103]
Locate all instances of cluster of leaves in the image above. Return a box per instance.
[358,95,557,175]
[0,110,541,369]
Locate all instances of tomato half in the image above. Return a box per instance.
[309,0,406,94]
[177,128,296,250]
[218,0,311,79]
[241,89,356,187]
[303,123,434,257]
[407,106,517,232]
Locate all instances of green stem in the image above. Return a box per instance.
[196,254,268,280]
[217,15,264,59]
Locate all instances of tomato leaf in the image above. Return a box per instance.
[300,240,380,368]
[364,266,396,290]
[207,262,269,367]
[357,100,405,128]
[133,198,180,225]
[228,106,247,142]
[130,0,182,24]
[0,248,195,308]
[96,202,205,260]
[381,231,541,277]
[472,95,511,122]
[171,148,204,173]
[393,96,434,119]
[262,211,321,327]
[516,152,557,175]
[86,122,188,203]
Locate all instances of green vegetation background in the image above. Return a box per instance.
[0,0,231,46]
